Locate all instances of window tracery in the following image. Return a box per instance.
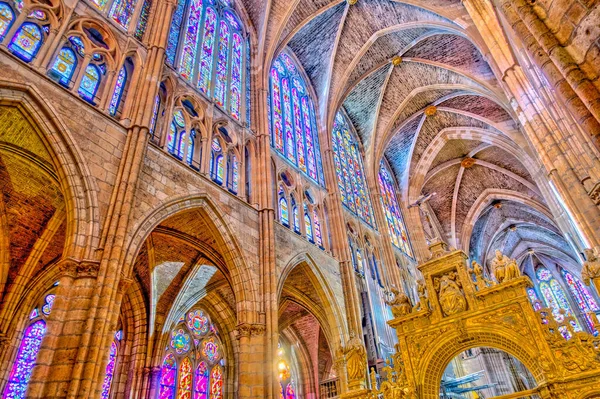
[560,269,599,334]
[268,52,323,184]
[165,0,248,121]
[332,111,374,226]
[158,309,224,399]
[534,267,581,332]
[3,288,56,399]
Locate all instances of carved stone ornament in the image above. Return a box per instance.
[588,181,600,205]
[76,261,101,278]
[490,250,520,284]
[424,105,437,117]
[433,271,467,316]
[234,323,266,339]
[347,0,357,5]
[391,55,402,66]
[460,157,476,169]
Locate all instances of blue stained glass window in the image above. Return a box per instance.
[186,129,196,166]
[332,111,374,226]
[108,65,127,116]
[313,209,322,247]
[0,2,15,41]
[50,47,77,87]
[149,94,161,137]
[100,340,118,399]
[78,64,101,103]
[134,0,151,40]
[561,269,599,334]
[268,52,322,185]
[9,22,43,62]
[228,154,238,193]
[536,267,581,332]
[378,162,413,258]
[109,0,137,29]
[291,197,299,233]
[165,0,186,66]
[279,195,289,227]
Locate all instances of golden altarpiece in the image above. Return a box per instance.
[341,243,600,399]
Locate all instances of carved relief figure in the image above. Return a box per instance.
[414,280,429,311]
[470,260,487,290]
[386,287,413,317]
[345,330,367,382]
[505,258,521,281]
[582,248,600,286]
[433,272,467,316]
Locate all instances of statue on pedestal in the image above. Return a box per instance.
[434,272,467,316]
[491,250,510,283]
[344,330,367,385]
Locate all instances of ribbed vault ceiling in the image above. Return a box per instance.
[240,0,577,266]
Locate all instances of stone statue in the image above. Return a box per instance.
[505,257,521,281]
[582,248,600,286]
[470,260,487,290]
[434,272,467,316]
[414,280,429,311]
[386,287,413,318]
[491,249,510,283]
[345,330,367,383]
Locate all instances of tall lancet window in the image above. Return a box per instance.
[3,288,56,399]
[535,267,581,332]
[331,111,374,226]
[560,269,599,334]
[378,161,413,257]
[165,0,248,121]
[268,52,323,184]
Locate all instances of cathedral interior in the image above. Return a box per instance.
[1,0,600,397]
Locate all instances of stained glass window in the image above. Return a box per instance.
[159,309,224,399]
[527,288,542,311]
[3,289,56,399]
[268,53,322,184]
[536,267,581,331]
[227,154,239,194]
[150,94,161,137]
[134,0,151,40]
[165,0,247,120]
[108,0,137,29]
[304,204,313,242]
[108,65,127,116]
[0,3,15,41]
[313,209,322,247]
[291,198,299,233]
[90,0,109,10]
[9,22,43,62]
[186,130,196,166]
[561,269,599,333]
[332,111,374,225]
[279,188,289,227]
[378,162,412,257]
[209,366,223,399]
[78,64,101,103]
[210,138,225,184]
[286,383,296,399]
[169,110,186,156]
[50,47,77,87]
[100,341,118,399]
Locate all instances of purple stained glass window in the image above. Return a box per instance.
[281,78,295,163]
[100,341,118,399]
[301,97,316,180]
[279,192,289,227]
[194,361,209,399]
[270,68,284,152]
[291,87,306,173]
[222,9,240,30]
[179,0,203,81]
[41,294,55,316]
[536,268,581,332]
[165,0,186,66]
[134,0,151,40]
[150,94,161,137]
[9,22,43,63]
[50,47,77,87]
[108,0,137,29]
[197,7,217,94]
[561,269,599,333]
[109,65,127,116]
[304,204,312,242]
[3,320,46,399]
[229,32,242,119]
[286,384,296,399]
[159,353,177,399]
[213,20,229,107]
[90,0,109,10]
[1,3,15,41]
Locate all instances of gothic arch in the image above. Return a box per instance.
[0,82,100,260]
[416,328,543,399]
[123,193,259,322]
[278,253,347,350]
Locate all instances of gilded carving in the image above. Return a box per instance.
[490,250,520,283]
[385,287,413,318]
[344,330,367,383]
[582,248,600,286]
[433,271,467,316]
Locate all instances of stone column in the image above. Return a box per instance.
[235,323,267,398]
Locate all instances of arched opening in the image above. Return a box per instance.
[278,261,342,398]
[440,347,537,398]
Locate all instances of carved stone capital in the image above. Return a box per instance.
[234,323,266,339]
[57,258,79,278]
[76,261,101,278]
[118,275,134,294]
[588,181,600,205]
